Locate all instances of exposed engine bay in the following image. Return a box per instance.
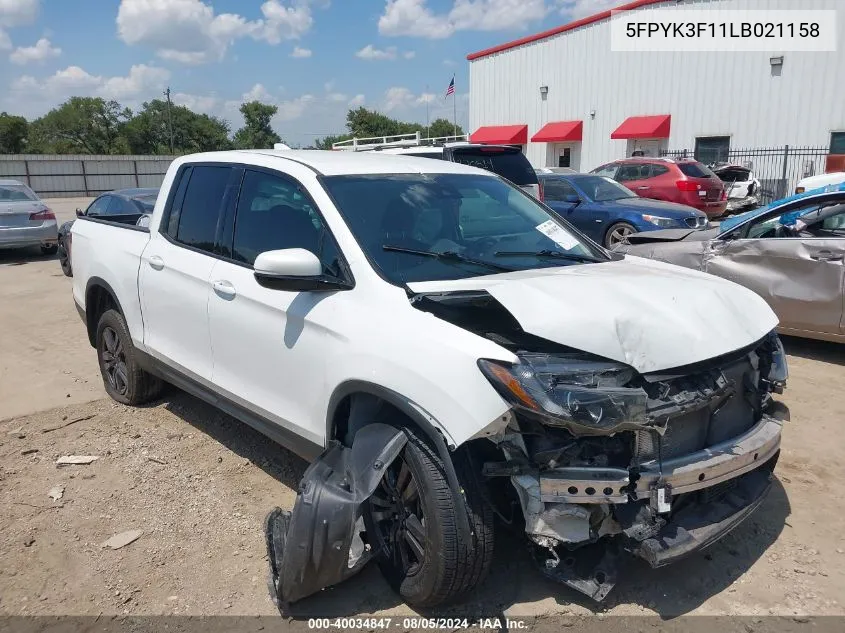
[412,289,787,600]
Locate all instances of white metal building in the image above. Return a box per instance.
[467,0,845,172]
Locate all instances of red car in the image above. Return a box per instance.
[591,158,727,218]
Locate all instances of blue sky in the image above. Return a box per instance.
[0,0,614,146]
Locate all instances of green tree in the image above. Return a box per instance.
[28,97,130,154]
[0,112,29,154]
[427,118,463,138]
[123,99,232,154]
[233,101,281,149]
[316,108,465,148]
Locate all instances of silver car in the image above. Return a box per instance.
[614,186,845,343]
[0,180,58,255]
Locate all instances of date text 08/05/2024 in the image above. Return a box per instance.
[307,619,530,630]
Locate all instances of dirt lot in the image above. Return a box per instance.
[1,199,844,619]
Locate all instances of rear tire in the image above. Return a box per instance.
[58,241,72,276]
[604,221,637,248]
[96,309,162,405]
[364,430,494,608]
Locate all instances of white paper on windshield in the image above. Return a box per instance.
[535,220,578,250]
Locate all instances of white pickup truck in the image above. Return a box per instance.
[72,150,788,608]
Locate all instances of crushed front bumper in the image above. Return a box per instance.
[539,414,782,504]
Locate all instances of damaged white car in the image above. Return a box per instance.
[71,150,788,609]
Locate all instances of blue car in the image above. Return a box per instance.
[538,173,708,248]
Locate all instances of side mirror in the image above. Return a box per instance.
[76,208,83,217]
[253,248,352,292]
[564,194,581,205]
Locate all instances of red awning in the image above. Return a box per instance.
[611,115,671,140]
[470,124,528,145]
[531,120,583,143]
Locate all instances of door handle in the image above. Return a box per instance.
[809,251,844,262]
[636,186,650,190]
[212,280,237,300]
[148,255,165,271]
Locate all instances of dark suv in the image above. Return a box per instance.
[591,158,727,218]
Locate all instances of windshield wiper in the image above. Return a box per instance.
[494,249,603,263]
[383,245,514,273]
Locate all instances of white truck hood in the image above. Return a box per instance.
[407,256,778,374]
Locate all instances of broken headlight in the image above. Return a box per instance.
[478,353,650,435]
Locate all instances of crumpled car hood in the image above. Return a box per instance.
[407,257,778,374]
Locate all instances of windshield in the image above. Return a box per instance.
[134,195,157,212]
[0,184,38,202]
[449,148,538,186]
[574,176,636,202]
[323,173,604,284]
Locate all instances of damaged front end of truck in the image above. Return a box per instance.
[266,288,788,607]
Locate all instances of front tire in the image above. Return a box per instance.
[604,221,637,248]
[96,309,162,405]
[364,430,494,608]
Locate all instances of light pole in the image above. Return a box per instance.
[164,87,175,154]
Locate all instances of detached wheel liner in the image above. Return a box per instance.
[95,309,161,405]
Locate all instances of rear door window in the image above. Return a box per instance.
[616,163,649,182]
[449,148,538,186]
[542,179,578,201]
[169,165,232,253]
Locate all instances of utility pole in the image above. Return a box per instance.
[164,87,175,154]
[425,84,430,139]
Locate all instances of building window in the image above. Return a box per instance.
[829,132,845,154]
[695,136,730,165]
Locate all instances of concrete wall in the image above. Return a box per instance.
[0,155,176,197]
[469,0,845,171]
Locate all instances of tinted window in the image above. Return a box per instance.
[695,136,730,164]
[164,167,192,237]
[616,164,650,182]
[450,148,538,185]
[134,195,156,212]
[830,133,845,155]
[678,162,717,178]
[323,173,601,284]
[86,196,111,216]
[173,165,230,252]
[232,170,343,276]
[105,196,136,215]
[649,165,670,177]
[542,179,578,201]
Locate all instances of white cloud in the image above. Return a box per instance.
[9,63,171,109]
[172,91,221,113]
[355,44,416,61]
[379,0,547,38]
[116,0,321,64]
[355,44,397,60]
[557,0,618,20]
[9,37,60,64]
[383,86,434,112]
[348,94,365,107]
[241,83,273,102]
[290,45,311,57]
[326,92,347,102]
[0,0,40,26]
[0,0,41,50]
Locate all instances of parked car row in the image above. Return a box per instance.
[0,179,58,256]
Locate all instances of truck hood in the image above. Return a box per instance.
[407,257,778,374]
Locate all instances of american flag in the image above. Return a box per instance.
[445,76,455,98]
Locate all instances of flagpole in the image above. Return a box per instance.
[453,77,457,137]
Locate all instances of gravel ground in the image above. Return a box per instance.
[1,199,844,620]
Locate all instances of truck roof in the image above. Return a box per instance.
[180,149,491,177]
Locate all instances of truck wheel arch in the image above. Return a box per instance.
[84,277,124,347]
[326,380,472,538]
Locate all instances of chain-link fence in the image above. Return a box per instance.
[662,146,831,205]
